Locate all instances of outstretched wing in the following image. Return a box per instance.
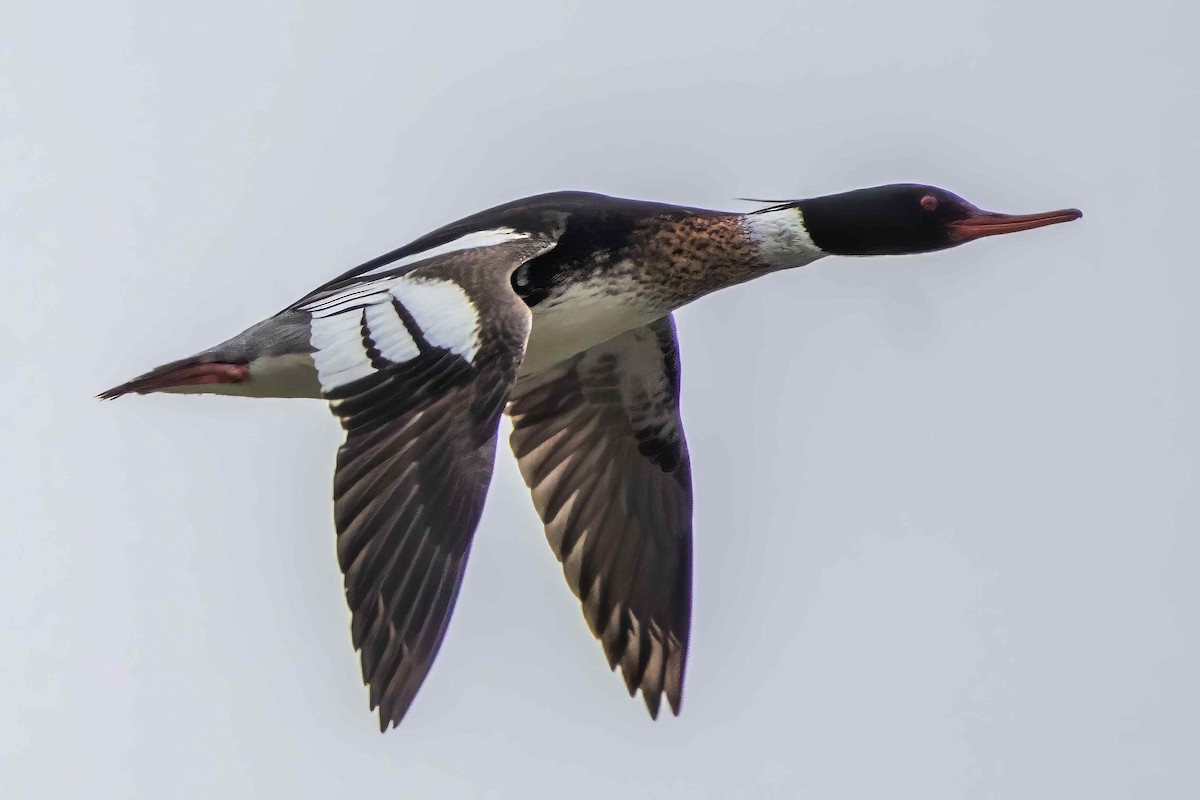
[507,315,693,718]
[289,190,699,310]
[301,237,556,729]
[290,192,599,308]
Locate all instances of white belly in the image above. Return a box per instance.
[519,275,661,376]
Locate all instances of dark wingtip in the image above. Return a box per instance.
[368,693,396,733]
[666,687,683,717]
[643,690,663,720]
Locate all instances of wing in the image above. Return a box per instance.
[301,237,555,730]
[290,193,597,309]
[289,190,698,310]
[507,315,693,718]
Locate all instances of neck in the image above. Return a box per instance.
[626,210,828,310]
[740,205,826,271]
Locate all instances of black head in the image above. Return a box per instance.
[794,184,1081,256]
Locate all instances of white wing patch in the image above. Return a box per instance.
[303,275,481,392]
[390,279,480,361]
[311,309,376,389]
[353,227,530,280]
[363,303,420,363]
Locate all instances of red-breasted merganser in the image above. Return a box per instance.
[101,184,1081,729]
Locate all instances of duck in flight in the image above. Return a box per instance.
[101,184,1081,729]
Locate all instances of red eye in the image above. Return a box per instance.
[920,194,939,212]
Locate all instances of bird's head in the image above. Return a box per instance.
[783,183,1081,257]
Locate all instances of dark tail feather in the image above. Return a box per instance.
[98,356,250,399]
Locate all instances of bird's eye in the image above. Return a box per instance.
[920,194,939,212]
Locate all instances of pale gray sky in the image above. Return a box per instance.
[4,1,1197,797]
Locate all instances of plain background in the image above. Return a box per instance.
[4,1,1196,797]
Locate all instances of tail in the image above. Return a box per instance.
[99,313,320,400]
[98,356,251,400]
